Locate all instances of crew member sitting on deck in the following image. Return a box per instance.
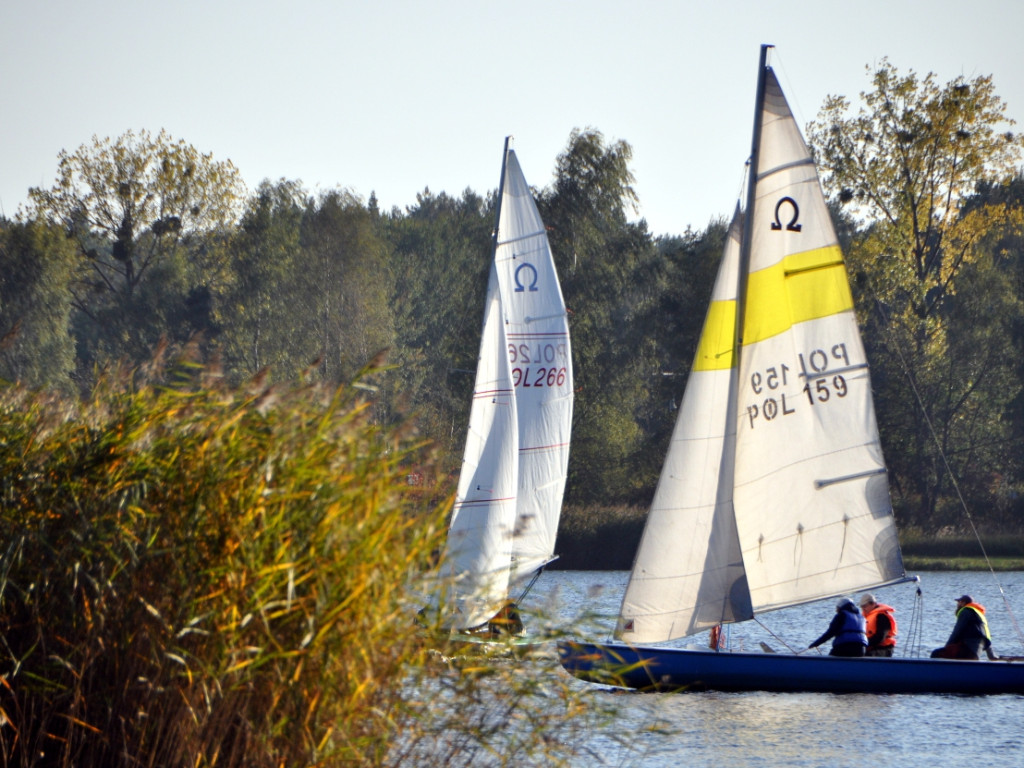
[808,598,867,657]
[487,601,524,636]
[930,594,994,660]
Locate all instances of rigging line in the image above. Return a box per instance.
[911,583,926,658]
[901,581,926,657]
[865,281,1024,648]
[769,49,809,136]
[753,616,799,653]
[514,565,547,606]
[737,158,751,208]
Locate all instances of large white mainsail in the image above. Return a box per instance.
[443,138,572,630]
[617,51,905,645]
[734,66,904,613]
[494,147,574,584]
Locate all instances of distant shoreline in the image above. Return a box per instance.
[903,557,1024,571]
[556,559,1024,572]
[553,508,1024,571]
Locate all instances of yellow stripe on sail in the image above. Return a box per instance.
[742,245,853,345]
[693,299,737,371]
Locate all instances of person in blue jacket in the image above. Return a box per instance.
[808,598,868,657]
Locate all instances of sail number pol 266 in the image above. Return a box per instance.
[509,342,569,389]
[746,343,854,428]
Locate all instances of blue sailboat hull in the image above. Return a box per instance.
[558,641,1024,695]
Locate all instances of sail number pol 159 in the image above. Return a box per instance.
[746,342,855,428]
[509,342,569,389]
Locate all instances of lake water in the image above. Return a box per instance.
[526,569,1024,767]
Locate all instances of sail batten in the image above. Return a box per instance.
[756,157,815,180]
[815,468,888,489]
[796,362,868,379]
[496,229,548,247]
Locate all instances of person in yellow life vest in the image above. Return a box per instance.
[930,594,994,660]
[859,593,897,657]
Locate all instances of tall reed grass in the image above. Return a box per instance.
[0,345,607,767]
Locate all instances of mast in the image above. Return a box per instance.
[492,136,512,255]
[735,44,772,351]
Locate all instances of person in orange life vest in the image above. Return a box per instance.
[930,594,994,660]
[808,598,867,657]
[859,593,897,657]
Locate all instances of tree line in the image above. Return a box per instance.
[2,61,1024,534]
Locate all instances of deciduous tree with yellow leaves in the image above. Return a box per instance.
[27,129,246,371]
[809,60,1024,526]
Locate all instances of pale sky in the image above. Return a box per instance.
[2,0,1023,237]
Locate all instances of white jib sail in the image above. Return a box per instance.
[494,147,574,585]
[732,68,905,614]
[616,210,750,643]
[444,261,520,629]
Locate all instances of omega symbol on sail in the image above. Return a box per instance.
[770,196,802,232]
[514,262,540,292]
